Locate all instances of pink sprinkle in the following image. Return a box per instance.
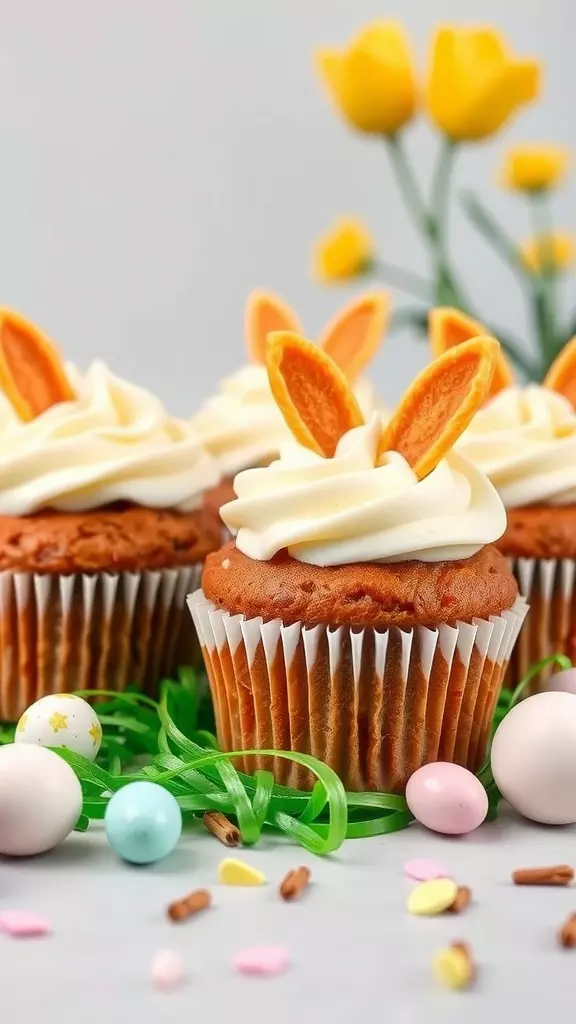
[0,910,51,938]
[403,858,451,883]
[233,945,290,976]
[151,949,184,991]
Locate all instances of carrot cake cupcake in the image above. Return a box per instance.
[0,310,221,719]
[193,289,389,510]
[189,331,526,793]
[430,307,576,691]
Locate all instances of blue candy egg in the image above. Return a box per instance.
[104,782,182,864]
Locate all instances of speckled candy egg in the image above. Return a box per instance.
[0,743,83,855]
[15,694,102,761]
[543,667,576,696]
[406,762,488,835]
[491,691,576,824]
[105,781,182,864]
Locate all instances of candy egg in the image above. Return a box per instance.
[15,693,102,761]
[543,667,576,697]
[406,762,488,835]
[105,781,182,864]
[491,691,576,824]
[0,744,83,855]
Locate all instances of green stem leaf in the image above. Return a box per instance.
[370,259,431,301]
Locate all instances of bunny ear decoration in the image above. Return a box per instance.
[318,290,390,381]
[0,310,76,421]
[266,331,364,457]
[428,307,514,399]
[245,289,303,365]
[379,337,500,478]
[543,336,576,407]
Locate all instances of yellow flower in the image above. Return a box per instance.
[426,26,540,141]
[521,232,576,273]
[313,218,375,282]
[502,145,570,191]
[315,21,416,135]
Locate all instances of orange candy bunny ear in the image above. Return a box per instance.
[318,290,390,381]
[266,331,364,457]
[245,289,303,365]
[429,307,514,398]
[0,310,76,421]
[543,336,576,407]
[379,337,499,478]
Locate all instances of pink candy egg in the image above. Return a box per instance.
[544,667,576,696]
[406,762,488,835]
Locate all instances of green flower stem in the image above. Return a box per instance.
[385,134,432,239]
[529,191,559,365]
[370,258,431,301]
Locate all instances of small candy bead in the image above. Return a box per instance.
[404,857,451,882]
[151,950,184,991]
[233,946,289,976]
[218,857,266,886]
[407,878,458,916]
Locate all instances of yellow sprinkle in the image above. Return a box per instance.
[407,878,458,916]
[433,946,475,990]
[218,857,266,887]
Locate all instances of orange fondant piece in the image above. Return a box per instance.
[543,336,576,407]
[428,307,514,398]
[0,310,75,421]
[245,289,303,365]
[379,337,499,478]
[318,290,390,381]
[266,331,364,457]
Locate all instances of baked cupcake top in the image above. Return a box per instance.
[429,308,576,509]
[220,328,507,568]
[192,290,388,477]
[0,311,219,516]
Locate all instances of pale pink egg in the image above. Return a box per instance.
[544,667,576,696]
[406,762,488,835]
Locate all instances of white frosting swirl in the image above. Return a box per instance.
[457,385,576,508]
[192,364,383,477]
[221,414,506,566]
[0,361,219,515]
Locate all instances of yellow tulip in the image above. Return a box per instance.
[315,21,416,135]
[313,218,375,282]
[521,232,576,273]
[501,144,570,191]
[427,27,540,141]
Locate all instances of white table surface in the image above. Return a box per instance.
[2,805,575,1023]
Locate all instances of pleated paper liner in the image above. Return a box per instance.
[188,590,527,793]
[0,564,201,721]
[509,557,576,694]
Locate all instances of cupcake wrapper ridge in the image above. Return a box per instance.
[511,557,576,693]
[188,590,527,793]
[0,565,201,721]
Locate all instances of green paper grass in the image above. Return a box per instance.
[0,655,569,854]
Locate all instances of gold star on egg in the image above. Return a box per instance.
[88,722,102,745]
[48,711,68,733]
[16,713,27,733]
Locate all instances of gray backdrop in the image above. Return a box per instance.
[0,0,573,413]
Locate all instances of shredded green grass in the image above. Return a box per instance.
[0,654,569,854]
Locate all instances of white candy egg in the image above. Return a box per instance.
[0,744,83,855]
[15,694,102,761]
[491,691,576,824]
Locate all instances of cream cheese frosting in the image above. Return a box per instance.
[192,364,383,478]
[456,384,576,508]
[221,413,506,566]
[0,361,219,516]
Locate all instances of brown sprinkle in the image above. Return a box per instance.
[447,886,472,914]
[279,866,311,902]
[203,811,240,847]
[167,888,211,923]
[512,864,574,886]
[559,913,576,948]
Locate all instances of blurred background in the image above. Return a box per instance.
[0,0,573,412]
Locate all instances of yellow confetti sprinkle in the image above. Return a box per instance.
[16,713,28,733]
[89,722,102,745]
[56,693,81,699]
[407,878,458,916]
[433,943,475,990]
[218,858,266,887]
[48,711,68,733]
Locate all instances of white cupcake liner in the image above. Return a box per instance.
[510,557,576,693]
[0,564,202,721]
[188,589,527,792]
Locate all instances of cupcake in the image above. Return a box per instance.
[0,310,221,720]
[431,307,576,692]
[189,331,526,792]
[193,289,389,512]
